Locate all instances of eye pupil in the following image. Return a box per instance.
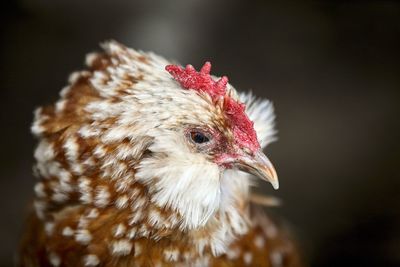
[191,131,210,144]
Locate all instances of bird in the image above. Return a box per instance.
[18,41,303,267]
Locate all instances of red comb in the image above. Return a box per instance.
[165,62,260,152]
[165,62,228,99]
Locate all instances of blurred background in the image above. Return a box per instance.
[1,0,400,266]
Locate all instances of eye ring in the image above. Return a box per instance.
[190,131,210,144]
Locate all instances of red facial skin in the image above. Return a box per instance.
[223,96,260,153]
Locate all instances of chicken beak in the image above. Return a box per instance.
[234,150,279,190]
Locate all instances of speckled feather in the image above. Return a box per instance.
[19,41,302,267]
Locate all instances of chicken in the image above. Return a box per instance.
[19,41,303,267]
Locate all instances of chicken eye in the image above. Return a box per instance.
[190,131,210,144]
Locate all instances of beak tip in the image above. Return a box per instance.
[233,150,280,190]
[271,181,279,190]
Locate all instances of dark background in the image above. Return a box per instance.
[1,0,399,266]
